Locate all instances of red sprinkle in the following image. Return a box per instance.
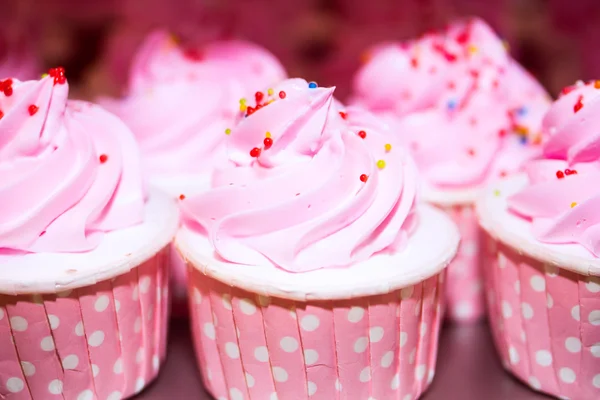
[48,67,66,85]
[574,96,584,113]
[39,230,46,237]
[561,85,575,96]
[447,81,456,90]
[0,110,4,120]
[263,137,273,149]
[556,170,565,179]
[456,30,470,44]
[246,106,256,116]
[359,174,368,182]
[499,170,507,177]
[3,84,13,96]
[339,111,347,119]
[278,91,286,99]
[250,147,261,158]
[179,194,186,200]
[467,148,476,156]
[357,130,367,139]
[28,105,39,116]
[565,169,578,176]
[498,129,507,137]
[410,58,418,68]
[183,48,203,61]
[255,91,264,103]
[99,154,108,163]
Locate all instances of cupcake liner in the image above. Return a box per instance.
[169,242,189,318]
[0,247,171,400]
[482,232,600,399]
[187,264,446,400]
[439,204,485,322]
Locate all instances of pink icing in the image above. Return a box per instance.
[180,79,418,272]
[508,81,600,257]
[0,76,144,254]
[351,18,551,190]
[101,30,287,177]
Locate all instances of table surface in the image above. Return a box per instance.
[139,319,551,400]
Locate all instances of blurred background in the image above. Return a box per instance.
[2,0,599,100]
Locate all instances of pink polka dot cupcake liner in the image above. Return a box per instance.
[482,232,600,399]
[0,247,171,400]
[169,243,189,318]
[187,266,446,400]
[439,205,485,323]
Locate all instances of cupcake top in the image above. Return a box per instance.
[0,69,144,255]
[180,78,419,273]
[352,18,551,201]
[101,30,287,180]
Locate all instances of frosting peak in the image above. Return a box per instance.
[181,79,418,272]
[0,75,144,254]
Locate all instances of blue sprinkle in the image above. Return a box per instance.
[517,107,528,117]
[447,99,457,110]
[519,135,528,144]
[308,81,318,89]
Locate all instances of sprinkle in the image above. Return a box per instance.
[519,136,527,144]
[41,73,49,78]
[99,154,108,163]
[179,194,186,200]
[250,147,261,158]
[339,111,347,119]
[531,135,542,145]
[384,143,392,152]
[565,169,578,175]
[467,45,478,55]
[48,67,66,85]
[467,148,476,156]
[246,106,256,116]
[447,99,457,110]
[514,125,529,135]
[0,110,3,120]
[308,81,318,89]
[279,91,286,99]
[225,128,231,135]
[376,160,386,169]
[28,105,38,116]
[183,48,203,61]
[493,189,501,197]
[360,174,368,182]
[516,107,528,117]
[267,88,274,96]
[358,130,367,139]
[561,85,575,96]
[265,131,271,138]
[263,137,273,149]
[571,202,577,208]
[447,81,456,90]
[239,98,247,105]
[556,170,565,179]
[595,80,600,89]
[410,58,419,68]
[498,129,507,137]
[255,91,264,103]
[240,104,247,112]
[574,96,584,113]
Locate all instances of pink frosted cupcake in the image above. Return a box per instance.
[477,80,600,399]
[0,71,179,399]
[351,18,551,322]
[176,79,459,400]
[101,31,287,311]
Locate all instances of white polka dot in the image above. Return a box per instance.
[136,348,144,364]
[593,374,600,388]
[308,381,317,396]
[254,346,269,362]
[92,364,99,377]
[48,379,63,394]
[113,358,123,374]
[270,393,279,400]
[502,301,512,318]
[203,323,216,340]
[107,391,122,400]
[41,336,55,351]
[301,315,320,331]
[565,337,582,353]
[415,364,427,380]
[401,286,414,299]
[391,374,400,390]
[414,300,422,316]
[381,351,394,368]
[591,343,600,358]
[359,366,371,382]
[369,327,384,342]
[509,346,519,364]
[514,281,520,294]
[348,307,365,323]
[528,376,541,390]
[77,389,94,400]
[135,378,145,393]
[134,316,142,333]
[428,369,435,384]
[225,342,240,359]
[589,310,600,326]
[402,395,412,400]
[498,254,507,268]
[354,337,368,353]
[95,295,110,312]
[222,294,232,310]
[409,348,416,364]
[62,354,79,370]
[192,288,202,304]
[151,354,160,371]
[139,276,151,294]
[559,367,576,383]
[304,349,319,365]
[239,298,257,315]
[521,303,534,319]
[535,350,552,366]
[530,276,545,292]
[21,361,35,376]
[572,305,580,321]
[10,316,28,331]
[547,294,553,309]
[229,388,243,400]
[521,331,527,343]
[6,377,24,393]
[455,301,474,319]
[48,314,60,330]
[335,379,342,391]
[586,277,600,293]
[88,331,105,347]
[279,336,298,353]
[132,286,139,301]
[272,366,288,382]
[420,323,427,337]
[75,321,84,336]
[400,332,408,347]
[243,372,254,388]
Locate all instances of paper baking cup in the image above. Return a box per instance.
[438,204,485,322]
[187,267,445,400]
[482,232,600,399]
[169,243,189,318]
[0,247,171,400]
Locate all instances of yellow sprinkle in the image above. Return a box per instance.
[225,128,231,135]
[267,99,275,105]
[502,40,510,51]
[384,143,392,152]
[571,202,578,208]
[376,160,386,170]
[265,132,271,138]
[267,88,274,96]
[239,104,247,112]
[41,73,49,78]
[239,98,247,105]
[467,45,478,55]
[494,189,501,197]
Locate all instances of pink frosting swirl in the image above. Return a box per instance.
[508,81,600,256]
[0,75,144,254]
[181,79,418,272]
[101,30,287,177]
[352,18,551,190]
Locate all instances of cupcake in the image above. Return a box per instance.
[477,80,600,399]
[351,18,551,322]
[176,79,460,400]
[0,71,179,399]
[101,31,287,312]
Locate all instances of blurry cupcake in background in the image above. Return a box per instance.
[0,71,178,398]
[101,30,287,313]
[477,80,600,400]
[351,17,551,322]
